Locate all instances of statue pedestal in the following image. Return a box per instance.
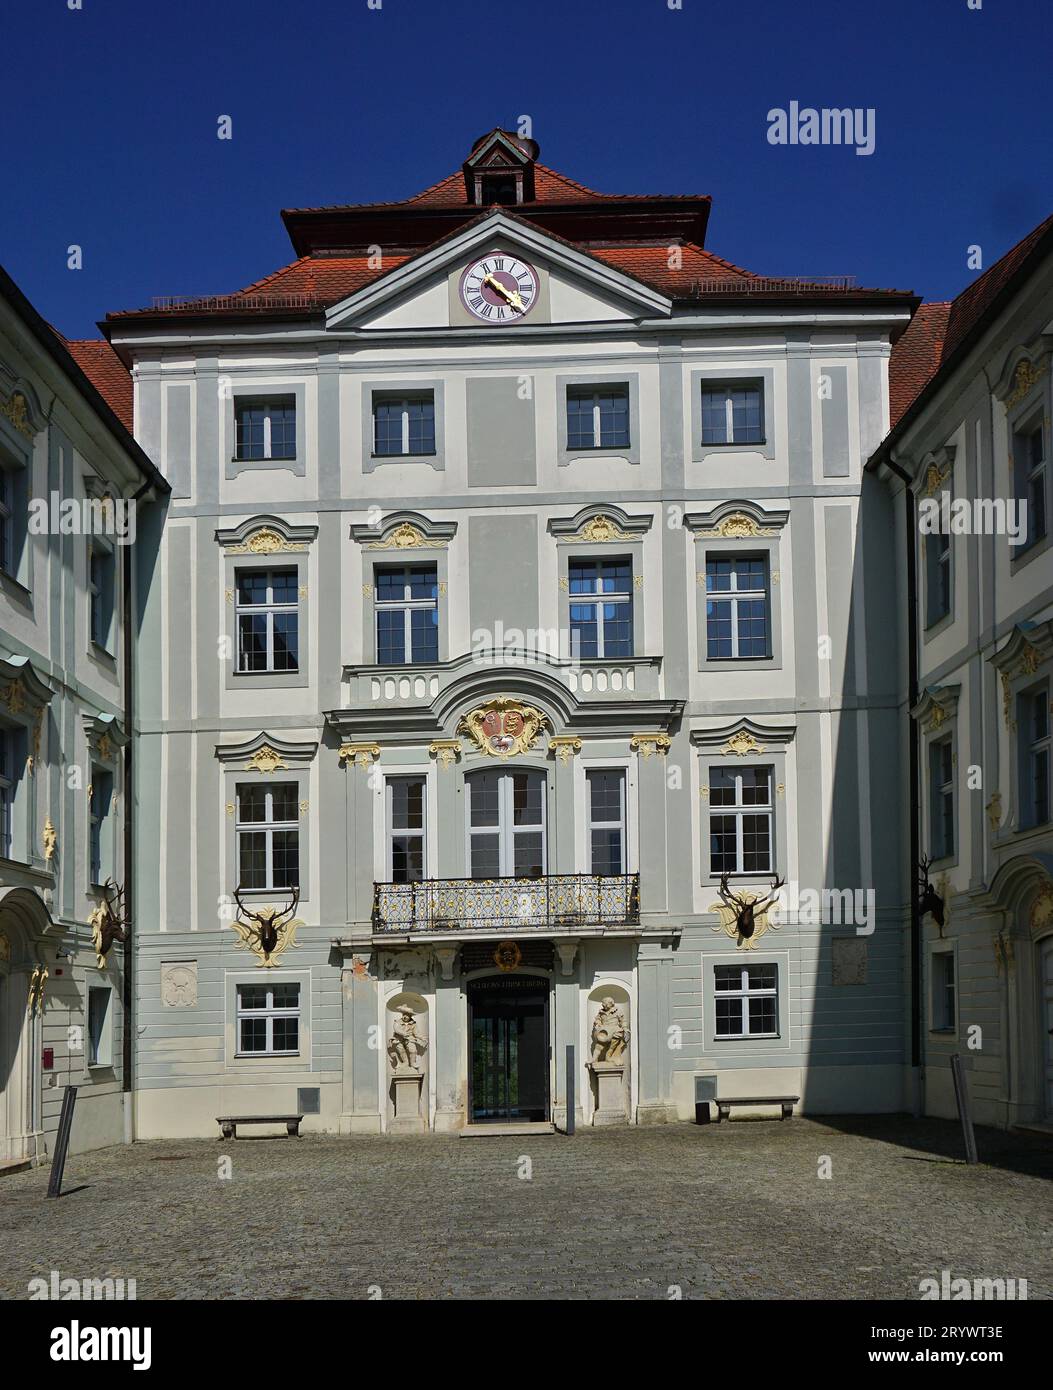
[589,1061,627,1126]
[389,1067,425,1133]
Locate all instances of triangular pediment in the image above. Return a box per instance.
[323,212,672,331]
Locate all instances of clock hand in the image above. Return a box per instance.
[482,272,525,312]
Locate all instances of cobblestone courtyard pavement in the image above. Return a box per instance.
[1,1116,1050,1300]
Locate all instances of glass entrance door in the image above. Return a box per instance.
[468,976,549,1123]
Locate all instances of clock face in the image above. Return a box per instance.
[459,253,539,324]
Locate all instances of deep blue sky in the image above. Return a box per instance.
[2,0,1050,339]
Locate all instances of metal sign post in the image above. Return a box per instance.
[949,1054,978,1166]
[565,1044,575,1136]
[46,1085,77,1198]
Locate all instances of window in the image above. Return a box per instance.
[467,769,545,878]
[89,769,114,885]
[372,394,435,457]
[235,568,298,673]
[0,727,13,858]
[0,466,13,576]
[700,382,764,445]
[924,524,951,626]
[88,540,116,651]
[236,982,300,1056]
[714,962,778,1038]
[566,387,630,450]
[706,556,770,658]
[388,776,425,882]
[479,175,518,205]
[931,952,956,1032]
[1021,684,1050,828]
[587,770,626,875]
[235,399,296,461]
[568,557,633,659]
[235,782,299,890]
[375,565,438,665]
[928,737,954,859]
[1013,420,1047,550]
[709,766,773,875]
[87,987,112,1067]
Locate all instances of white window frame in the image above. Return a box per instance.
[708,765,774,876]
[705,554,770,659]
[1024,682,1050,827]
[235,566,299,673]
[567,556,634,659]
[372,394,436,457]
[566,386,630,450]
[87,985,113,1068]
[466,769,547,879]
[586,768,626,875]
[235,981,301,1057]
[386,774,427,882]
[0,465,13,577]
[1013,418,1047,550]
[235,781,300,891]
[89,767,114,886]
[0,725,13,859]
[700,381,764,446]
[88,538,115,651]
[929,736,954,859]
[374,564,438,665]
[234,398,297,462]
[713,962,779,1038]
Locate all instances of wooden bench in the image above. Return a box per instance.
[216,1114,303,1140]
[714,1096,799,1123]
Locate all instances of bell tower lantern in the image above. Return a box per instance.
[463,129,539,206]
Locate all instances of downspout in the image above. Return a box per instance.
[122,477,152,1142]
[886,454,922,1115]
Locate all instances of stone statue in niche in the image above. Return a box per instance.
[591,997,629,1063]
[387,1005,428,1073]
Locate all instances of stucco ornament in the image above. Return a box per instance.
[88,879,130,969]
[42,818,57,861]
[591,997,629,1063]
[493,940,522,972]
[457,696,550,759]
[387,1005,428,1072]
[576,514,628,543]
[1031,880,1053,936]
[27,963,48,1016]
[698,513,777,539]
[1005,358,1046,407]
[245,744,287,774]
[228,527,307,555]
[722,730,765,757]
[0,931,10,964]
[366,522,433,550]
[0,391,35,438]
[231,886,302,968]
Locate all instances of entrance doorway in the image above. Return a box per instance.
[468,975,549,1123]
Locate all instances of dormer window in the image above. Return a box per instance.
[479,174,519,206]
[463,129,538,205]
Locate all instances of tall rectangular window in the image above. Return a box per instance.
[388,776,425,882]
[88,986,112,1066]
[373,394,435,457]
[236,568,299,673]
[566,387,630,450]
[587,769,626,875]
[1022,684,1050,828]
[0,466,13,576]
[568,557,633,659]
[714,963,778,1038]
[709,766,773,875]
[375,565,438,665]
[0,727,13,858]
[706,555,770,658]
[1013,420,1047,550]
[89,540,116,651]
[235,398,296,461]
[701,382,764,445]
[928,737,954,859]
[236,982,300,1056]
[235,782,299,890]
[925,525,951,625]
[467,769,545,879]
[89,769,114,885]
[931,952,956,1032]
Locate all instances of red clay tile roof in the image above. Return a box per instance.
[884,211,1053,436]
[887,301,951,426]
[63,337,134,432]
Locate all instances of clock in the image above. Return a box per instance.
[458,253,539,324]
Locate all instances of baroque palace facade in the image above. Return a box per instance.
[1,129,1049,1153]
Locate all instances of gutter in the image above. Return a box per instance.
[885,454,922,1111]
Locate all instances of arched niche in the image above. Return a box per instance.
[384,990,430,1132]
[586,982,631,1125]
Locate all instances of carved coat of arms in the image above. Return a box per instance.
[457,697,549,759]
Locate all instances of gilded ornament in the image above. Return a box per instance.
[43,818,57,861]
[576,515,628,543]
[339,742,381,768]
[429,740,462,769]
[245,744,287,774]
[1006,359,1046,408]
[0,391,34,438]
[922,463,950,498]
[722,730,765,757]
[493,940,523,972]
[2,680,26,715]
[549,736,582,765]
[700,513,777,539]
[228,528,306,555]
[630,733,671,757]
[1030,880,1053,935]
[709,893,781,951]
[366,523,443,550]
[26,963,48,1015]
[985,792,1002,832]
[1019,640,1042,676]
[97,733,114,763]
[457,697,549,759]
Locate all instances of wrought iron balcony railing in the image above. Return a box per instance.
[372,873,640,934]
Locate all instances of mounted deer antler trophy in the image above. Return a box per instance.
[232,884,301,968]
[89,878,130,969]
[717,872,786,945]
[916,855,945,934]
